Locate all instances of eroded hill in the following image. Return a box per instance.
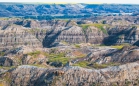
[0,15,139,86]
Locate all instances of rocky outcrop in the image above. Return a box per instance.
[0,19,107,48]
[106,46,139,63]
[43,26,86,47]
[0,46,48,66]
[21,54,48,65]
[1,62,139,86]
[43,25,106,47]
[1,18,139,48]
[0,57,14,67]
[104,26,139,45]
[15,19,72,29]
[72,47,117,64]
[2,3,139,86]
[15,20,41,29]
[86,26,106,44]
[88,46,139,64]
[0,24,42,49]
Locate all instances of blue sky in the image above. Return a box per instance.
[0,0,138,4]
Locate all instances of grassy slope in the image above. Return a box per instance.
[79,23,108,34]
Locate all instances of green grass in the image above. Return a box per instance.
[30,64,47,68]
[27,51,41,58]
[49,53,65,58]
[93,44,124,50]
[79,23,108,34]
[74,44,81,48]
[73,61,89,68]
[48,53,69,65]
[92,62,120,69]
[48,57,69,65]
[111,45,124,50]
[79,24,91,30]
[92,63,108,69]
[27,51,41,56]
[0,52,5,56]
[0,66,16,70]
[27,51,69,65]
[93,23,108,34]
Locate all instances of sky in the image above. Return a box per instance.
[0,0,139,4]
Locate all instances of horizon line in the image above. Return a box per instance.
[0,2,139,5]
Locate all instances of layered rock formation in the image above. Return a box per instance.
[0,46,48,67]
[0,24,42,49]
[86,26,106,44]
[1,62,139,86]
[43,26,86,47]
[1,18,139,48]
[105,26,139,45]
[86,45,139,65]
[43,25,106,47]
[2,3,139,86]
[0,19,108,49]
